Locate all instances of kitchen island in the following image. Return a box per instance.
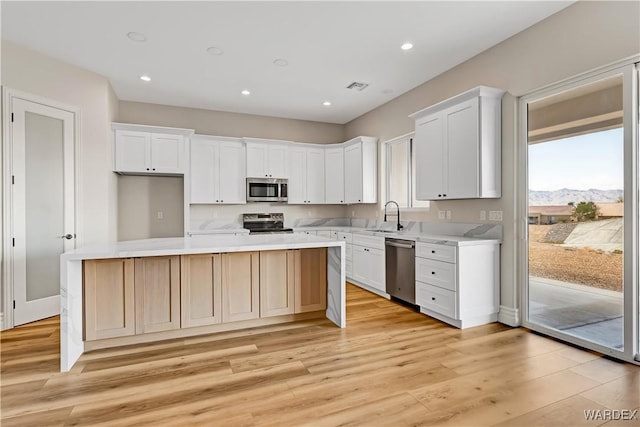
[60,234,345,372]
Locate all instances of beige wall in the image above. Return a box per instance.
[118,176,184,240]
[118,101,345,144]
[344,1,640,317]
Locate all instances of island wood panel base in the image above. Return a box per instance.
[84,310,325,351]
[83,258,135,340]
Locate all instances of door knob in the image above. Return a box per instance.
[61,234,74,240]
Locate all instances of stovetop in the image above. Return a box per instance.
[242,213,293,234]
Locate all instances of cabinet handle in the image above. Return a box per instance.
[438,194,442,197]
[146,168,150,171]
[443,194,446,197]
[152,168,156,171]
[340,200,343,203]
[431,271,436,275]
[220,200,223,203]
[216,200,219,202]
[431,297,436,301]
[431,250,436,253]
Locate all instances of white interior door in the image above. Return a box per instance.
[10,96,76,326]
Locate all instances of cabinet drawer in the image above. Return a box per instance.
[352,234,385,250]
[416,242,456,263]
[416,282,456,319]
[415,257,456,291]
[337,232,353,244]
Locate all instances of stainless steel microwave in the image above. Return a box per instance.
[246,178,288,202]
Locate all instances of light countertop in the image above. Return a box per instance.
[62,233,344,261]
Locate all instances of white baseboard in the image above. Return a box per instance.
[498,305,520,327]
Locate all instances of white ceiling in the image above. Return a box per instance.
[1,1,573,124]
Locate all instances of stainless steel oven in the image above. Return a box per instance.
[246,178,288,202]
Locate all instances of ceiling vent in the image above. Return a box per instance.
[346,82,369,91]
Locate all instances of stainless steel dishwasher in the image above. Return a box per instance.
[385,238,416,304]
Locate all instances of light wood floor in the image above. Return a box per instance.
[2,284,639,426]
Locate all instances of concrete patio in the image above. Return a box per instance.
[529,276,624,349]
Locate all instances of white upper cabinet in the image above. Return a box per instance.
[343,137,378,204]
[288,145,325,204]
[113,123,193,175]
[325,146,345,204]
[410,86,504,200]
[190,135,246,204]
[244,138,289,178]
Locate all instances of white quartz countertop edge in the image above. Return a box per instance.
[62,235,344,261]
[292,227,501,245]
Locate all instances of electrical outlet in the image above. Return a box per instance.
[438,210,446,220]
[488,210,503,221]
[446,210,452,220]
[480,210,486,220]
[156,211,164,220]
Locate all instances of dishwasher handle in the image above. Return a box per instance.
[385,239,415,249]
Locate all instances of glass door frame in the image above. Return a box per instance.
[517,58,639,364]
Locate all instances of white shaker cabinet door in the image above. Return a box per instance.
[150,133,184,174]
[115,130,150,173]
[218,141,246,204]
[267,145,288,179]
[414,113,443,200]
[246,144,268,178]
[190,139,218,203]
[344,143,363,203]
[306,147,325,204]
[445,98,479,199]
[287,147,307,204]
[325,147,345,204]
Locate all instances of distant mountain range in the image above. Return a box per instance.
[529,188,623,206]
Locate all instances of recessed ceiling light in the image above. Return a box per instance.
[322,101,332,106]
[207,46,224,56]
[401,42,413,51]
[139,75,151,82]
[127,32,147,42]
[241,89,251,96]
[273,58,288,67]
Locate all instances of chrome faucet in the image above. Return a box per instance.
[384,201,403,231]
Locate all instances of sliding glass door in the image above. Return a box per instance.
[521,62,638,363]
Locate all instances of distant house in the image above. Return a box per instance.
[597,202,624,219]
[529,202,624,224]
[528,205,573,225]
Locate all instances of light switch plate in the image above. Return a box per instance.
[157,211,164,219]
[446,210,452,220]
[438,211,446,220]
[480,210,487,220]
[489,210,503,221]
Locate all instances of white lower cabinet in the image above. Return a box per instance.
[415,241,499,329]
[350,234,385,294]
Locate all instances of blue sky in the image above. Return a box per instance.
[528,127,624,191]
